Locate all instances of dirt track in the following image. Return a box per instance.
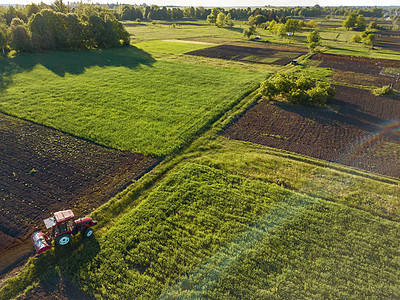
[0,113,158,275]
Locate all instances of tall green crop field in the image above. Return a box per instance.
[56,162,400,299]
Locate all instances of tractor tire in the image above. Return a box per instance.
[56,234,71,246]
[84,228,94,238]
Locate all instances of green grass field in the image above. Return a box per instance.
[0,47,265,157]
[48,161,400,299]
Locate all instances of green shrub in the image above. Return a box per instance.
[352,34,361,43]
[258,74,335,106]
[372,85,394,96]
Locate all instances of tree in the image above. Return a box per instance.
[0,22,9,54]
[285,18,299,35]
[364,33,375,45]
[183,7,195,18]
[352,34,361,43]
[52,0,68,14]
[343,12,356,29]
[355,14,366,31]
[307,30,321,51]
[10,18,32,52]
[368,20,378,30]
[207,8,219,24]
[273,23,287,36]
[243,25,256,39]
[225,13,233,26]
[216,12,226,27]
[249,14,266,27]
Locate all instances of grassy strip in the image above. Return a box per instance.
[134,40,213,54]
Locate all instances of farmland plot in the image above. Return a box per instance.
[186,43,308,66]
[223,85,400,178]
[0,113,158,274]
[375,30,400,52]
[311,53,400,75]
[0,47,265,157]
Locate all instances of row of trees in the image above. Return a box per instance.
[0,4,130,53]
[113,5,399,22]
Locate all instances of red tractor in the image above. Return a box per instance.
[31,209,97,254]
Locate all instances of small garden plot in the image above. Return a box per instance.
[374,35,400,52]
[332,70,400,90]
[0,113,158,269]
[223,85,400,179]
[311,53,400,75]
[186,43,308,66]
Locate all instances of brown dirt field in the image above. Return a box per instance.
[311,53,400,75]
[332,70,400,90]
[376,30,400,37]
[222,85,400,179]
[0,113,159,275]
[374,35,400,52]
[186,43,308,65]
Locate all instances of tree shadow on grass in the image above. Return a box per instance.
[221,26,244,33]
[0,45,155,90]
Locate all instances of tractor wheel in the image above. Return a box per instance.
[84,228,94,238]
[56,234,71,246]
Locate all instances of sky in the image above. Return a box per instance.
[0,0,399,7]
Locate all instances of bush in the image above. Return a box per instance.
[258,73,335,106]
[352,34,361,43]
[372,85,394,96]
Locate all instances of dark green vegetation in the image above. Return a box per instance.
[0,47,265,156]
[1,5,400,300]
[258,73,334,106]
[0,4,129,53]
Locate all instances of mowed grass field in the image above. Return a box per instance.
[0,46,266,157]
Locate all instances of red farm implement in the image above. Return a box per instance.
[31,209,97,254]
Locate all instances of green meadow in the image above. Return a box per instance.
[0,47,265,156]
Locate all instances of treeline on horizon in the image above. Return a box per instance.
[1,2,399,54]
[0,1,129,54]
[115,4,396,22]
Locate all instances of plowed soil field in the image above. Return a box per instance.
[186,43,308,65]
[222,85,400,178]
[311,53,400,75]
[0,113,158,274]
[374,35,400,52]
[332,70,400,90]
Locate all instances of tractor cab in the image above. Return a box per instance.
[44,210,75,237]
[32,209,97,254]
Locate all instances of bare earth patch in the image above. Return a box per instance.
[0,113,158,275]
[222,85,400,179]
[186,42,308,65]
